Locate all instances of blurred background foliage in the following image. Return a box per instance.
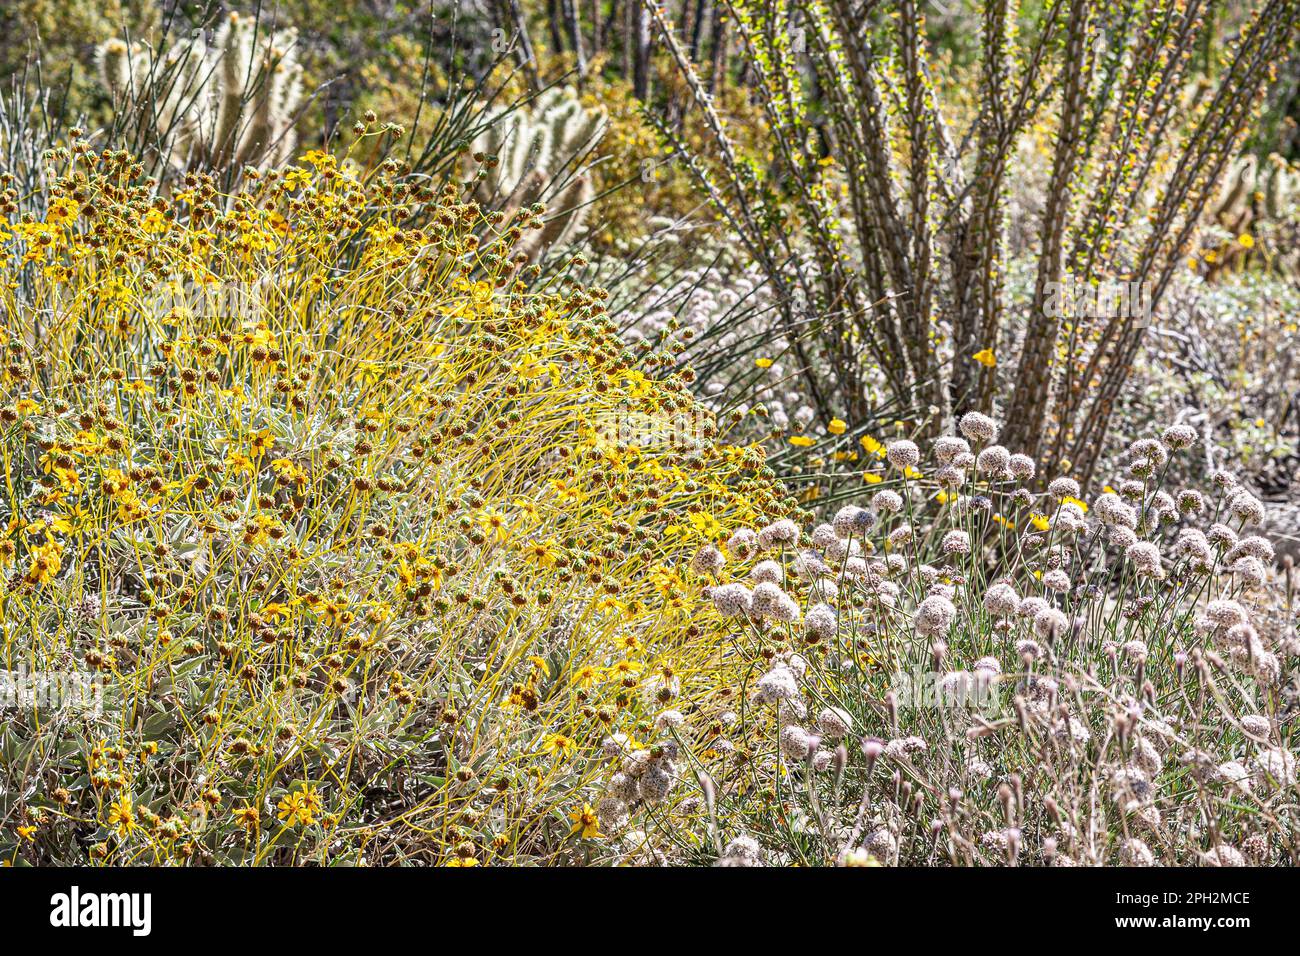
[5,1,1296,241]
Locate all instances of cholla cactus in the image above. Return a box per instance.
[470,86,607,258]
[96,12,303,174]
[1203,153,1299,281]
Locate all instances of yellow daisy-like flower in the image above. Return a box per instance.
[276,792,303,824]
[232,805,260,830]
[46,196,80,225]
[141,208,170,234]
[478,509,510,544]
[522,538,560,568]
[569,803,602,839]
[26,538,63,586]
[972,348,996,368]
[107,796,137,838]
[827,418,847,435]
[226,451,254,476]
[249,429,275,457]
[277,785,321,827]
[541,733,576,760]
[549,478,583,503]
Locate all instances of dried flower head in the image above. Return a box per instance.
[958,412,999,444]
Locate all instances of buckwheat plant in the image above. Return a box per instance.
[649,415,1297,866]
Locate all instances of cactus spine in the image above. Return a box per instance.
[471,86,607,258]
[96,12,303,175]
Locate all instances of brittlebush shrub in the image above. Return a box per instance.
[0,142,788,865]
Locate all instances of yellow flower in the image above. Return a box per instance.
[523,538,560,568]
[395,559,418,595]
[1238,233,1255,249]
[322,598,351,629]
[232,805,260,830]
[301,786,323,819]
[569,803,602,839]
[51,465,81,494]
[46,196,80,225]
[972,348,996,368]
[755,357,773,369]
[282,166,313,190]
[249,429,274,457]
[541,733,576,760]
[14,399,41,416]
[827,418,847,435]
[687,511,724,538]
[478,509,510,544]
[863,472,883,484]
[276,785,321,826]
[1062,495,1089,513]
[26,538,63,586]
[276,793,302,823]
[1030,513,1051,531]
[261,601,292,622]
[549,478,583,503]
[141,208,170,234]
[860,435,886,458]
[107,796,137,838]
[270,457,307,487]
[789,435,815,448]
[512,498,541,524]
